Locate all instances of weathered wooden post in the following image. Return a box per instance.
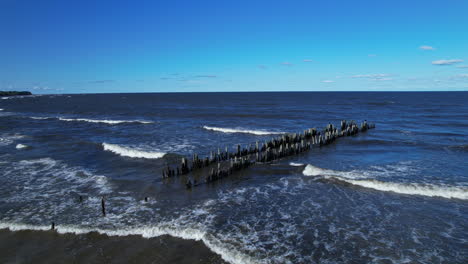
[101,197,106,217]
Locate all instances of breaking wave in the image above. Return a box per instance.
[30,116,53,120]
[203,126,285,135]
[0,221,256,264]
[58,117,153,125]
[0,134,25,146]
[289,162,305,166]
[303,164,468,200]
[102,143,166,159]
[15,144,28,149]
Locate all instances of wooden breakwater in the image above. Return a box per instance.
[162,120,375,188]
[49,120,375,228]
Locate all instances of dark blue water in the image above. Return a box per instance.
[1,92,467,263]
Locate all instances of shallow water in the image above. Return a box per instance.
[1,92,467,263]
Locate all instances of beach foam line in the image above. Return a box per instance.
[30,116,52,120]
[203,126,285,136]
[303,164,468,200]
[102,143,166,159]
[0,222,258,264]
[58,117,153,125]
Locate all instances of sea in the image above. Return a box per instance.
[0,92,467,264]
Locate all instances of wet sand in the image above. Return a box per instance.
[0,229,227,264]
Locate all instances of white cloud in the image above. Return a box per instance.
[32,86,53,90]
[281,62,293,66]
[432,59,463,65]
[194,75,217,78]
[303,59,313,62]
[322,80,335,83]
[456,74,468,78]
[89,80,115,83]
[368,54,377,57]
[351,74,394,81]
[180,79,203,84]
[456,65,468,68]
[420,45,435,50]
[258,65,267,69]
[351,74,391,78]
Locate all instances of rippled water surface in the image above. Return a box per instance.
[1,92,467,263]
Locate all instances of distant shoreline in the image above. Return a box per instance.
[16,90,468,96]
[0,91,32,97]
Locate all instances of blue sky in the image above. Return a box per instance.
[1,0,468,93]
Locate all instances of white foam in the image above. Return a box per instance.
[102,143,166,159]
[15,144,28,149]
[341,179,468,200]
[0,221,258,264]
[0,157,112,227]
[58,117,153,125]
[0,108,3,111]
[303,164,468,200]
[30,116,51,120]
[203,126,284,135]
[0,134,25,146]
[289,162,304,166]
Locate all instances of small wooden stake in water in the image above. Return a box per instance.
[101,198,106,217]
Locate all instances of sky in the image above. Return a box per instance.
[1,0,468,93]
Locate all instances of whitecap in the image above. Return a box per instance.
[303,164,468,200]
[102,143,166,159]
[58,117,153,125]
[289,162,304,166]
[0,134,25,146]
[203,126,285,135]
[30,116,52,120]
[16,144,28,149]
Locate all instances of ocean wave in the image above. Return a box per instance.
[0,108,3,111]
[0,221,257,264]
[58,117,154,125]
[303,164,468,200]
[0,134,25,146]
[0,157,112,225]
[102,143,166,159]
[203,126,285,135]
[289,162,305,166]
[30,116,53,120]
[15,144,28,150]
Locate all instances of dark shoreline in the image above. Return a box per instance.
[0,229,227,264]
